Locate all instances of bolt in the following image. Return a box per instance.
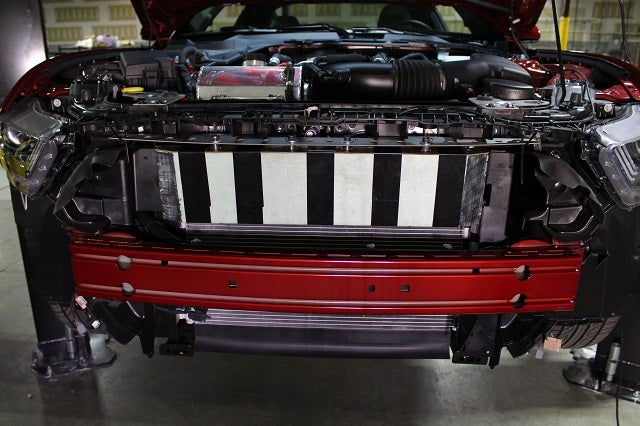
[116,255,132,270]
[514,265,531,281]
[121,282,135,297]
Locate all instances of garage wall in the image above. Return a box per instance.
[40,0,640,65]
[537,0,640,64]
[42,0,141,52]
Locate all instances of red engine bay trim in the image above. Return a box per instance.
[70,237,583,315]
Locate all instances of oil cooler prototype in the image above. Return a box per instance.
[197,66,302,100]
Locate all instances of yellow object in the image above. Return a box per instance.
[122,87,145,93]
[0,134,31,178]
[559,16,570,51]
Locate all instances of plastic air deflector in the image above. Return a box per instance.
[193,325,451,359]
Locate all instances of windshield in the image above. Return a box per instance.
[175,2,489,38]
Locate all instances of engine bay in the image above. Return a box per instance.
[3,40,640,252]
[64,46,608,145]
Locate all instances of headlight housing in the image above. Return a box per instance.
[0,97,71,197]
[593,104,640,209]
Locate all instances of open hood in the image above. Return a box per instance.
[132,0,546,45]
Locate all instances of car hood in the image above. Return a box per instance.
[132,0,546,45]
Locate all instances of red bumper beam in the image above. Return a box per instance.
[70,236,583,315]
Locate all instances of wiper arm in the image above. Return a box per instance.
[353,27,484,45]
[276,23,349,37]
[220,26,276,33]
[352,26,435,36]
[351,27,407,35]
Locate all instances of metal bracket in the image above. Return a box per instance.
[31,331,116,378]
[564,359,640,403]
[451,315,502,368]
[159,320,195,356]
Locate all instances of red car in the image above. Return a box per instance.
[2,0,639,371]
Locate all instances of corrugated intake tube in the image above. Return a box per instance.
[309,53,531,101]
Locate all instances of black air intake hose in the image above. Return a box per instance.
[309,53,531,101]
[394,60,444,98]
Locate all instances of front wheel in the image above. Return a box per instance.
[547,316,619,349]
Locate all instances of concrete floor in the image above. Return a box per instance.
[0,176,636,424]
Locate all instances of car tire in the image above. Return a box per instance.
[548,316,619,349]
